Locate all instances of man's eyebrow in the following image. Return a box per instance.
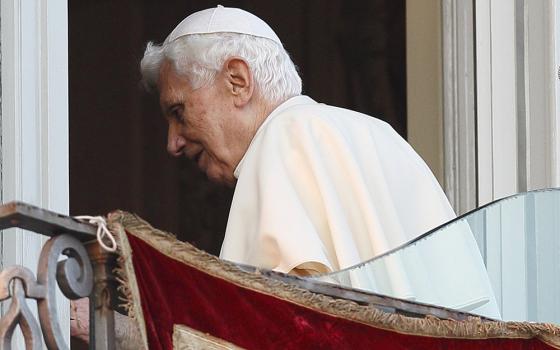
[162,102,182,116]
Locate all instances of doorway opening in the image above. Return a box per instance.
[69,0,406,255]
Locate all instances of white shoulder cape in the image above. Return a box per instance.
[220,96,500,318]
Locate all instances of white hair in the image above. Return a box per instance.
[140,33,302,104]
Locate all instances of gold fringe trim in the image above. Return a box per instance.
[108,211,560,348]
[109,213,150,350]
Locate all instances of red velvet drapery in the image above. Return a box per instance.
[125,232,557,350]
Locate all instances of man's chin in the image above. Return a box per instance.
[206,170,236,188]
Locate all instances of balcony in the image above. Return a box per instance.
[0,191,559,348]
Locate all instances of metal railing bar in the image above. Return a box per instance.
[0,201,97,241]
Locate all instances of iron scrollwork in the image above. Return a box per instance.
[0,234,93,349]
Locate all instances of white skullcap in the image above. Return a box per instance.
[165,5,282,46]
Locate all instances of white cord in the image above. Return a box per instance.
[74,215,117,252]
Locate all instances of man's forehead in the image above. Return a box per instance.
[159,88,183,111]
[157,61,175,90]
[158,62,186,106]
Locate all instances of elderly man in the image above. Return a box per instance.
[140,6,500,318]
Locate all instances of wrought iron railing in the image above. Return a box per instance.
[0,202,117,350]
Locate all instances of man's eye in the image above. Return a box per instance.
[172,109,184,123]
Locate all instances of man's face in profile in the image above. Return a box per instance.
[158,61,238,187]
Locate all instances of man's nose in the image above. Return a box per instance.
[167,128,187,157]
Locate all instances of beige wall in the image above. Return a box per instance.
[406,0,444,185]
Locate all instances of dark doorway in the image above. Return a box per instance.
[69,0,406,256]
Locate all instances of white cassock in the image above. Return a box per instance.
[220,95,501,319]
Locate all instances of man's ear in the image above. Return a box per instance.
[223,57,254,107]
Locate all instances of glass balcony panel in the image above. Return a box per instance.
[306,189,560,323]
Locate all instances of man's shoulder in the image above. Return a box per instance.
[264,100,393,136]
